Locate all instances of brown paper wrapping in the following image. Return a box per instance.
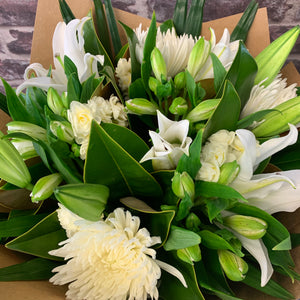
[0,0,299,299]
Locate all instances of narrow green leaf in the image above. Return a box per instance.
[103,0,122,55]
[185,70,197,107]
[0,258,62,281]
[6,212,67,261]
[172,0,188,35]
[230,0,259,42]
[211,52,227,93]
[115,43,129,62]
[184,0,205,37]
[176,193,193,221]
[80,75,104,103]
[203,80,241,141]
[0,91,9,116]
[64,55,78,79]
[160,19,174,34]
[237,109,276,129]
[67,73,82,103]
[84,121,162,199]
[58,0,75,24]
[129,78,148,99]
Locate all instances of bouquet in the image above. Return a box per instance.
[0,0,300,299]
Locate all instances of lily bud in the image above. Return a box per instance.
[11,139,37,160]
[0,134,32,189]
[177,245,201,265]
[251,96,300,137]
[148,77,160,94]
[7,121,47,142]
[47,87,65,116]
[218,250,248,281]
[185,212,201,232]
[31,173,63,202]
[186,99,220,123]
[151,47,167,82]
[172,171,195,199]
[223,215,268,239]
[61,92,70,109]
[72,143,81,157]
[169,97,188,115]
[126,98,159,115]
[218,161,240,185]
[174,72,186,90]
[50,121,75,144]
[187,37,211,78]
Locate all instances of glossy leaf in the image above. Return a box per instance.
[115,43,129,62]
[211,53,227,93]
[84,121,162,199]
[203,80,241,141]
[6,212,67,261]
[80,75,104,103]
[0,258,62,281]
[129,78,149,99]
[67,73,81,103]
[64,55,78,79]
[185,0,205,37]
[58,0,75,24]
[0,91,9,116]
[160,19,174,33]
[237,109,276,129]
[172,0,188,35]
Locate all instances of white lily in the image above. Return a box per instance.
[16,17,104,95]
[140,111,192,170]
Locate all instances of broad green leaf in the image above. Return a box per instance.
[80,75,104,103]
[243,264,294,300]
[119,22,141,82]
[67,72,81,103]
[0,258,62,281]
[164,225,201,251]
[203,80,241,140]
[230,0,258,42]
[211,53,227,93]
[103,0,122,56]
[6,212,67,261]
[64,55,78,79]
[93,0,113,59]
[172,0,188,36]
[0,91,9,115]
[176,193,193,221]
[184,0,205,37]
[291,233,300,248]
[0,214,47,238]
[120,197,175,247]
[185,70,197,107]
[237,109,276,129]
[58,0,75,24]
[84,121,162,199]
[129,78,149,99]
[54,183,109,221]
[159,19,174,34]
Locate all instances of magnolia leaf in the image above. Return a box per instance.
[58,0,75,24]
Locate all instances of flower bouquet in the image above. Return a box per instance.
[0,0,300,299]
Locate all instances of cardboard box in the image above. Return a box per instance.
[0,0,299,299]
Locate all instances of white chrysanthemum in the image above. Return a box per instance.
[241,74,298,118]
[135,25,196,78]
[116,58,132,93]
[50,207,186,300]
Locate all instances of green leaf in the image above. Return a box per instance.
[54,183,109,221]
[211,53,227,93]
[129,78,148,99]
[176,193,194,221]
[67,72,82,103]
[115,43,129,62]
[159,19,174,34]
[64,55,78,79]
[164,225,201,251]
[243,264,294,300]
[0,91,9,116]
[0,258,62,281]
[230,0,259,42]
[93,0,113,59]
[6,212,67,261]
[120,197,175,247]
[185,70,197,107]
[237,109,276,129]
[58,0,75,24]
[103,0,122,56]
[84,121,162,199]
[291,233,300,248]
[177,129,203,178]
[206,198,239,223]
[80,75,104,103]
[172,0,188,36]
[0,214,48,238]
[184,0,205,37]
[141,12,157,95]
[119,22,141,82]
[203,80,241,140]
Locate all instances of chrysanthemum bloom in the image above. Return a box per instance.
[50,207,186,300]
[115,58,132,94]
[241,74,298,118]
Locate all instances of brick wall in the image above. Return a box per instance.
[1,0,299,92]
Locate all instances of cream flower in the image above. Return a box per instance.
[50,207,186,300]
[241,74,298,118]
[116,58,132,93]
[140,111,192,170]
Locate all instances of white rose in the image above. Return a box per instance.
[196,162,220,182]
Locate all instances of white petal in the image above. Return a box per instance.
[52,22,66,71]
[157,110,176,136]
[24,63,48,79]
[156,259,187,288]
[79,53,104,82]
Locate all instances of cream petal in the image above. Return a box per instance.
[52,21,66,71]
[157,110,176,135]
[79,53,104,82]
[24,63,49,79]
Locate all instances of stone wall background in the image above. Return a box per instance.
[0,0,300,92]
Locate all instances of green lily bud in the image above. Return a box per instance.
[255,26,300,87]
[185,212,201,232]
[11,139,37,160]
[151,47,167,82]
[72,143,81,157]
[186,99,220,123]
[7,121,47,142]
[169,97,188,115]
[61,92,70,109]
[187,37,211,78]
[0,134,32,189]
[50,121,74,144]
[223,215,268,239]
[218,250,248,281]
[177,244,201,265]
[47,87,65,116]
[218,161,240,185]
[172,171,195,199]
[31,173,63,202]
[148,77,160,94]
[251,96,300,137]
[126,98,159,115]
[174,72,186,90]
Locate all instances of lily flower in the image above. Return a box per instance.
[16,17,104,95]
[140,111,192,170]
